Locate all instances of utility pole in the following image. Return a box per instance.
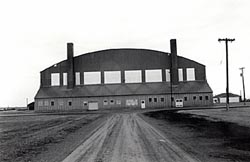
[218,38,235,111]
[239,67,246,105]
[170,59,173,108]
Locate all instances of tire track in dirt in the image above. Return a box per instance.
[62,113,200,162]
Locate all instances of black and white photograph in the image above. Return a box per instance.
[0,0,250,161]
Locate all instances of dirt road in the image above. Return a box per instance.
[62,113,200,162]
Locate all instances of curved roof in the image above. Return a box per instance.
[41,48,204,73]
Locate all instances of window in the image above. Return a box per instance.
[59,100,64,106]
[110,99,114,105]
[51,73,60,86]
[116,100,121,105]
[161,97,165,102]
[154,98,157,102]
[38,101,43,106]
[149,98,152,102]
[205,96,209,100]
[178,69,183,81]
[125,70,142,83]
[103,100,108,105]
[193,96,197,100]
[51,101,54,106]
[84,72,101,85]
[184,97,188,101]
[75,72,80,85]
[83,101,88,106]
[187,68,195,81]
[63,73,67,86]
[68,101,72,106]
[104,71,121,84]
[145,69,162,82]
[171,97,174,101]
[126,99,138,106]
[165,69,170,82]
[200,96,203,100]
[44,101,49,106]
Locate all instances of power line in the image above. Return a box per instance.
[239,67,246,105]
[218,38,235,111]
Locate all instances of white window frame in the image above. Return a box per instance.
[165,69,171,82]
[145,69,162,82]
[75,72,80,85]
[178,68,183,82]
[84,71,101,85]
[186,68,195,81]
[63,73,67,86]
[104,71,121,84]
[51,73,60,86]
[125,70,142,83]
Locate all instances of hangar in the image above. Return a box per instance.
[34,39,213,111]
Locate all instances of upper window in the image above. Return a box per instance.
[125,70,142,83]
[145,69,162,82]
[38,101,43,106]
[165,69,171,82]
[187,68,195,81]
[75,72,80,85]
[51,73,60,86]
[84,72,101,85]
[63,73,67,86]
[178,69,183,82]
[104,71,121,84]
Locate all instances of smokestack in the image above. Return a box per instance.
[67,43,75,89]
[170,39,178,85]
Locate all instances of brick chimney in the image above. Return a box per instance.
[67,43,75,89]
[170,39,178,85]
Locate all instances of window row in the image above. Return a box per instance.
[51,68,196,86]
[38,100,72,107]
[148,95,209,103]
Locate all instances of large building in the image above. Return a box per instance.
[34,39,213,111]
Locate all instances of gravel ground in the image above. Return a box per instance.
[179,107,250,127]
[2,108,250,162]
[0,113,104,162]
[144,109,250,161]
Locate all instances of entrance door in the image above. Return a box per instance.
[141,100,146,109]
[88,101,98,110]
[175,99,183,108]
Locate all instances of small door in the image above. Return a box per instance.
[175,99,183,108]
[88,101,98,110]
[141,100,146,109]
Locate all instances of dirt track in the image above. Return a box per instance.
[62,113,199,162]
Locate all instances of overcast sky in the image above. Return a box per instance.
[0,0,249,107]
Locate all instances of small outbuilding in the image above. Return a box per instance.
[213,93,240,103]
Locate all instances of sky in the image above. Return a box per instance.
[0,0,249,107]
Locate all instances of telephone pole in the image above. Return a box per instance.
[239,67,246,105]
[218,38,235,111]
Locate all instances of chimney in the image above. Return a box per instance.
[67,43,75,89]
[170,39,178,85]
